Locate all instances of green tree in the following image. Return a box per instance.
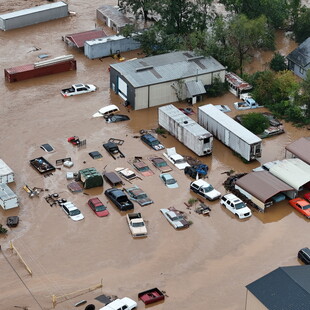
[293,7,310,43]
[241,113,269,134]
[206,76,228,97]
[269,52,287,72]
[296,70,310,119]
[119,0,159,20]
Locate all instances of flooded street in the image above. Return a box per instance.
[0,1,310,310]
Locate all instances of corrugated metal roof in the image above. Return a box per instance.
[285,137,310,165]
[110,51,226,88]
[269,158,310,191]
[159,104,212,138]
[287,37,310,67]
[246,266,310,310]
[65,30,106,48]
[235,171,293,202]
[225,71,252,91]
[185,80,206,96]
[0,1,67,20]
[199,104,262,144]
[97,5,131,27]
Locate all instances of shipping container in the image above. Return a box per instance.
[198,104,262,161]
[0,1,68,31]
[0,183,19,210]
[158,104,213,156]
[4,55,76,83]
[0,159,14,184]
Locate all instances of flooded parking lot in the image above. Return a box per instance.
[0,1,310,309]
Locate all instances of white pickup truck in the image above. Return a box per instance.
[61,83,96,97]
[234,94,262,110]
[126,212,147,237]
[99,297,137,310]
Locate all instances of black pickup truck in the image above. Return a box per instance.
[105,188,134,211]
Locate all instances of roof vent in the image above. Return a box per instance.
[187,56,204,62]
[136,65,153,72]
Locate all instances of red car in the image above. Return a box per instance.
[87,198,109,217]
[67,136,80,145]
[304,192,310,202]
[289,198,310,219]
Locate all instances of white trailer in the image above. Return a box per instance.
[0,159,14,183]
[198,104,262,161]
[158,104,213,156]
[0,183,19,210]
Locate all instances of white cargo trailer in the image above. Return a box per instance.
[0,159,14,184]
[198,104,262,161]
[158,104,213,156]
[0,183,19,210]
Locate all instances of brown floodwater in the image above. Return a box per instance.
[0,1,310,310]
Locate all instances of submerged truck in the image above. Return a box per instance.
[198,104,262,162]
[158,104,213,156]
[126,212,147,237]
[0,159,14,184]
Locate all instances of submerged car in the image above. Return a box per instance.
[125,185,153,206]
[298,247,310,264]
[190,179,221,201]
[62,202,84,221]
[160,208,190,229]
[220,193,252,219]
[105,114,130,123]
[40,143,55,153]
[163,147,190,170]
[141,133,165,151]
[131,159,154,177]
[289,198,310,218]
[149,156,172,173]
[87,197,109,217]
[159,173,178,188]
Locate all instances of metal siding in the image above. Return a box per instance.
[149,82,178,107]
[135,87,148,110]
[235,185,265,212]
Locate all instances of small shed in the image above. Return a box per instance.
[96,5,132,34]
[78,168,103,189]
[268,158,310,191]
[235,171,295,212]
[0,1,69,31]
[63,29,107,49]
[285,137,310,165]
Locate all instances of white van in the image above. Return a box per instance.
[92,104,120,118]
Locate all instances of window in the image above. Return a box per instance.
[299,67,304,74]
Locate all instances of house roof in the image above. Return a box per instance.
[110,51,226,88]
[285,137,310,165]
[97,5,132,28]
[246,266,310,310]
[287,37,310,67]
[64,30,106,48]
[235,171,293,202]
[269,158,310,191]
[185,80,206,96]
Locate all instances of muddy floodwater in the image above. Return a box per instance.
[1,1,310,310]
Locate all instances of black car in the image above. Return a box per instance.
[104,188,134,211]
[298,247,310,264]
[105,114,130,123]
[140,133,165,151]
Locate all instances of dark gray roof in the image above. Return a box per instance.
[287,37,310,67]
[246,266,310,310]
[110,51,226,88]
[285,137,310,165]
[235,171,293,202]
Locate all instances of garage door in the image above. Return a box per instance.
[118,77,127,100]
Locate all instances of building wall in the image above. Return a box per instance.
[288,60,309,80]
[245,291,268,310]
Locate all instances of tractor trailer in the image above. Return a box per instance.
[158,104,213,156]
[198,104,262,161]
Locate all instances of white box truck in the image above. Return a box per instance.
[0,159,14,183]
[0,183,19,210]
[158,104,213,156]
[198,104,262,161]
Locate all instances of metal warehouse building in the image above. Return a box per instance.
[285,137,310,165]
[0,1,68,31]
[109,51,226,110]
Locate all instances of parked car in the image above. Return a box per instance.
[124,185,153,206]
[160,208,190,229]
[105,188,134,211]
[148,156,172,173]
[298,247,310,264]
[304,192,310,202]
[214,105,231,113]
[163,147,190,170]
[159,173,178,188]
[289,198,310,218]
[141,133,164,151]
[190,179,221,201]
[61,202,84,221]
[87,197,109,217]
[220,193,252,219]
[130,159,154,177]
[40,143,55,153]
[105,114,130,123]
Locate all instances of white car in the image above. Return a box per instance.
[61,202,84,221]
[163,147,190,170]
[160,208,190,229]
[190,179,221,201]
[220,193,252,219]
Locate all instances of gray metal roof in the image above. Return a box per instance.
[185,80,206,96]
[287,37,310,67]
[97,5,131,27]
[235,171,293,202]
[110,51,226,88]
[0,1,67,20]
[285,137,310,165]
[246,266,310,310]
[199,104,262,144]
